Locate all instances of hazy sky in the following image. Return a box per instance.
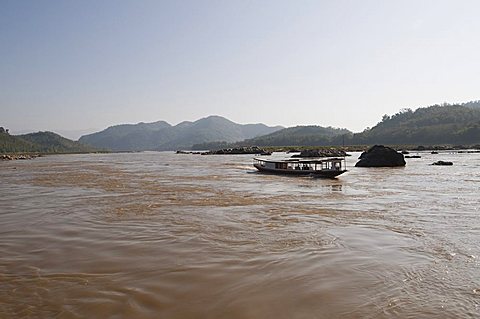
[2,0,479,139]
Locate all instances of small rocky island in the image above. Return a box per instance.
[290,148,349,158]
[1,154,40,161]
[432,160,453,166]
[205,146,271,155]
[355,145,406,167]
[177,146,271,155]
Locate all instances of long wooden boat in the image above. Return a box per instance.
[253,157,347,178]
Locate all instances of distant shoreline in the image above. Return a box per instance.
[256,144,480,153]
[2,144,479,161]
[0,151,110,161]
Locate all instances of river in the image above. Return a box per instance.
[1,151,479,318]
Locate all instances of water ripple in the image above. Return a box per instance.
[1,152,480,318]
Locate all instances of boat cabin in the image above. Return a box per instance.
[253,157,347,178]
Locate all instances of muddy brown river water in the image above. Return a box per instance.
[1,151,479,318]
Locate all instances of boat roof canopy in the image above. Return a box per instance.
[253,157,345,164]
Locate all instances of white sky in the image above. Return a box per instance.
[1,0,479,139]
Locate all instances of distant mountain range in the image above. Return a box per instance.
[3,100,480,154]
[194,101,480,149]
[78,116,284,151]
[0,130,97,153]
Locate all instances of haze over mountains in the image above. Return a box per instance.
[79,116,284,151]
[3,100,480,154]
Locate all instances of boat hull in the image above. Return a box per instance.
[253,164,346,178]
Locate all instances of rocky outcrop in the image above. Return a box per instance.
[1,154,39,161]
[203,146,271,155]
[176,150,204,155]
[291,149,348,158]
[355,145,406,167]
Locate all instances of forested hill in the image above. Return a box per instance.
[4,101,480,153]
[193,102,480,149]
[192,125,351,150]
[239,125,351,147]
[349,102,480,145]
[462,100,480,109]
[0,129,98,153]
[79,116,284,151]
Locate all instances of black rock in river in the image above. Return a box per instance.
[355,145,406,167]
